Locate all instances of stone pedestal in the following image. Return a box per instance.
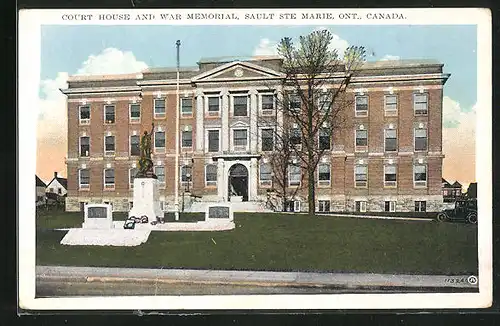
[82,203,113,229]
[205,204,234,222]
[128,178,163,222]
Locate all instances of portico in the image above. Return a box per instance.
[213,154,260,202]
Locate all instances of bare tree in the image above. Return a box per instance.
[271,29,366,215]
[262,126,304,212]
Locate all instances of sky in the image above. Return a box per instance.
[37,25,477,188]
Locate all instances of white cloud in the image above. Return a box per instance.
[253,38,279,57]
[76,48,148,75]
[253,28,350,59]
[312,27,350,56]
[442,96,476,185]
[37,48,148,179]
[380,54,400,61]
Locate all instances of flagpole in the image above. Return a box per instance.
[174,40,181,221]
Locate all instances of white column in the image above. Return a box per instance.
[249,158,258,201]
[221,89,230,152]
[217,158,225,201]
[195,89,204,152]
[249,88,258,153]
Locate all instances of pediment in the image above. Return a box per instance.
[230,120,250,128]
[192,61,282,82]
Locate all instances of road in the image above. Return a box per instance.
[36,278,476,297]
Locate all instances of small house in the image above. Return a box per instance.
[35,175,46,206]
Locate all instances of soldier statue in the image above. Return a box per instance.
[136,123,157,178]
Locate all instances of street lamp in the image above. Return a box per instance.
[186,173,191,192]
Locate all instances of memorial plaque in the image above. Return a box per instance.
[87,206,107,219]
[208,206,230,219]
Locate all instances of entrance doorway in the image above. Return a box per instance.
[228,164,249,202]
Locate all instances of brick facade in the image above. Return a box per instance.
[62,58,449,213]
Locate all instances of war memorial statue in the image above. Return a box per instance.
[136,123,157,179]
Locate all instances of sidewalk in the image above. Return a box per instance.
[37,266,478,290]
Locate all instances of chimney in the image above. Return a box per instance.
[54,172,57,178]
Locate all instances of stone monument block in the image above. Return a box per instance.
[82,203,113,229]
[205,204,233,222]
[128,178,163,222]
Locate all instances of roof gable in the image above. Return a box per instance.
[36,175,46,187]
[47,177,68,189]
[191,61,282,82]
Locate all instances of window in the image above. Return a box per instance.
[130,135,140,156]
[384,165,397,187]
[355,129,368,151]
[80,136,90,157]
[261,94,274,115]
[259,163,272,186]
[319,128,331,150]
[318,93,330,113]
[181,98,193,116]
[288,164,301,186]
[318,163,331,186]
[384,95,398,115]
[355,95,368,117]
[355,165,367,187]
[414,128,428,151]
[355,201,367,212]
[261,128,274,151]
[49,188,54,193]
[104,135,115,155]
[233,96,248,116]
[208,130,220,152]
[285,200,301,212]
[79,105,90,124]
[385,201,396,212]
[205,164,217,186]
[289,94,301,111]
[233,129,248,149]
[385,129,397,152]
[414,93,428,115]
[208,97,220,115]
[290,127,301,148]
[318,200,331,212]
[129,167,137,188]
[79,169,90,190]
[154,131,166,152]
[181,165,192,182]
[104,168,115,190]
[414,164,427,187]
[104,105,115,124]
[129,103,140,122]
[415,201,427,212]
[154,98,166,118]
[155,166,165,186]
[182,130,193,148]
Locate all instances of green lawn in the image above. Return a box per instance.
[36,212,478,275]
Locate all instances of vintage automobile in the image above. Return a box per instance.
[437,199,477,224]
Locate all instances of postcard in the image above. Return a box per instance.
[19,8,492,311]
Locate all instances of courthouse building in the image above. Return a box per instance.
[61,56,450,213]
